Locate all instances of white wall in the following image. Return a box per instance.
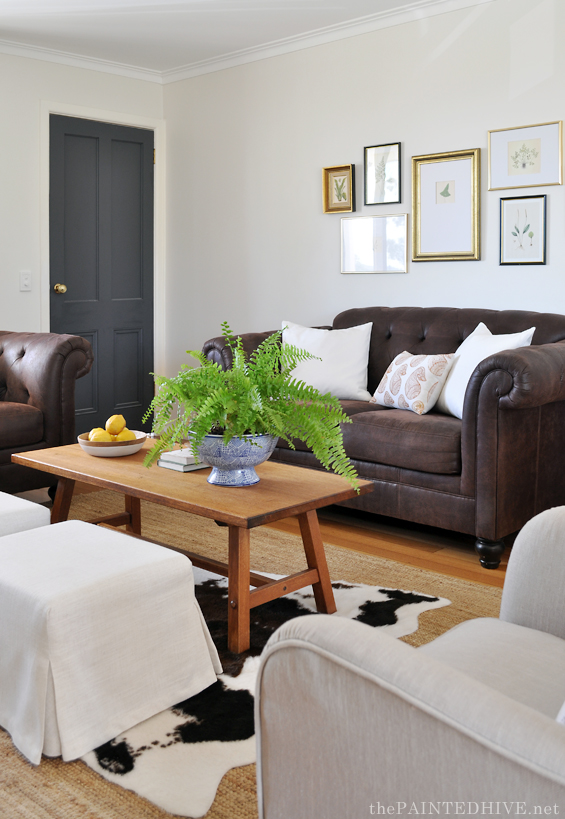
[0,54,162,333]
[163,0,565,375]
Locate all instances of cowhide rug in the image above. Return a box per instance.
[81,568,450,817]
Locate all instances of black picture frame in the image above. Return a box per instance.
[364,142,401,205]
[499,194,546,265]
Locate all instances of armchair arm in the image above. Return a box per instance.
[0,332,93,446]
[202,326,333,370]
[256,616,565,819]
[500,506,565,639]
[202,331,276,369]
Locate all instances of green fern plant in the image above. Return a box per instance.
[143,322,359,490]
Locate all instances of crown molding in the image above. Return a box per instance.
[161,0,494,83]
[0,0,495,85]
[0,38,163,83]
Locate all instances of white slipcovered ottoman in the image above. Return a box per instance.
[0,520,222,764]
[0,491,50,535]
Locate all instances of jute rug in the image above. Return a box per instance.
[0,490,503,819]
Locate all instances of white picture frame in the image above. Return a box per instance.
[488,121,562,191]
[341,214,408,274]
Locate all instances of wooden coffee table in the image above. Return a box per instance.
[13,441,372,653]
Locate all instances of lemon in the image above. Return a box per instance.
[105,414,126,435]
[88,427,106,441]
[114,428,136,442]
[89,429,113,442]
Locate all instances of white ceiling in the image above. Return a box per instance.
[0,0,492,82]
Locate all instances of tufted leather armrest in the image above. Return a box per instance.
[0,332,94,447]
[462,339,565,412]
[460,339,565,536]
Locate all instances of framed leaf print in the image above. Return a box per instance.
[412,148,480,261]
[500,194,546,265]
[488,121,562,191]
[323,165,355,213]
[364,143,401,205]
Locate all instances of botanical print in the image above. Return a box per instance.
[510,208,535,251]
[365,144,400,205]
[508,138,541,175]
[324,165,354,213]
[329,174,349,206]
[436,180,455,204]
[370,151,396,200]
[501,196,545,264]
[331,174,349,205]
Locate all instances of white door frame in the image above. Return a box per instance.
[40,101,166,372]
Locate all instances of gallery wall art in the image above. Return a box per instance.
[364,143,401,205]
[488,121,562,191]
[411,148,480,262]
[323,164,355,213]
[500,194,546,265]
[341,214,407,273]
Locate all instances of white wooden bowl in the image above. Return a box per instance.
[77,430,147,457]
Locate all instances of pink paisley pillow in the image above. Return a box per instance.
[371,351,455,415]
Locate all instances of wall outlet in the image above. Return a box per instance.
[20,271,32,292]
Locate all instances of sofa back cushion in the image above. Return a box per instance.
[333,307,565,395]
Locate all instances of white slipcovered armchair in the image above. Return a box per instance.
[256,507,565,819]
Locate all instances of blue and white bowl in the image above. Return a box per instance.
[195,433,278,486]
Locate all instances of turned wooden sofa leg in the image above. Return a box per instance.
[475,537,505,569]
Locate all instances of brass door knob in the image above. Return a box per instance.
[53,283,67,294]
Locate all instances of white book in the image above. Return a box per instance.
[157,458,207,473]
[158,446,197,466]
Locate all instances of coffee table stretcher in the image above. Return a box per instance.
[14,444,372,653]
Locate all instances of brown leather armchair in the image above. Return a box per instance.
[0,331,93,494]
[203,307,565,569]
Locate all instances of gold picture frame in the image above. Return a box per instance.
[412,148,480,262]
[488,121,562,191]
[323,164,355,214]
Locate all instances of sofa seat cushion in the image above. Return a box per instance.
[277,400,384,454]
[0,402,43,449]
[342,409,462,474]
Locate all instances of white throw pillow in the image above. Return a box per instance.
[371,351,454,415]
[435,322,535,420]
[557,700,565,726]
[282,320,373,401]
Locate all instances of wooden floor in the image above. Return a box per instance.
[268,505,509,588]
[22,483,508,589]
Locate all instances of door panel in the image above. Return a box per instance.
[50,115,154,435]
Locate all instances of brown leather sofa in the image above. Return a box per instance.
[203,306,565,569]
[0,331,93,494]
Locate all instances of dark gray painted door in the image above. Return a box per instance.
[49,115,154,435]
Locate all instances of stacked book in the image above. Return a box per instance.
[157,446,208,473]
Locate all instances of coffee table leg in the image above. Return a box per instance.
[51,477,76,524]
[125,495,142,535]
[297,509,337,614]
[228,527,251,653]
